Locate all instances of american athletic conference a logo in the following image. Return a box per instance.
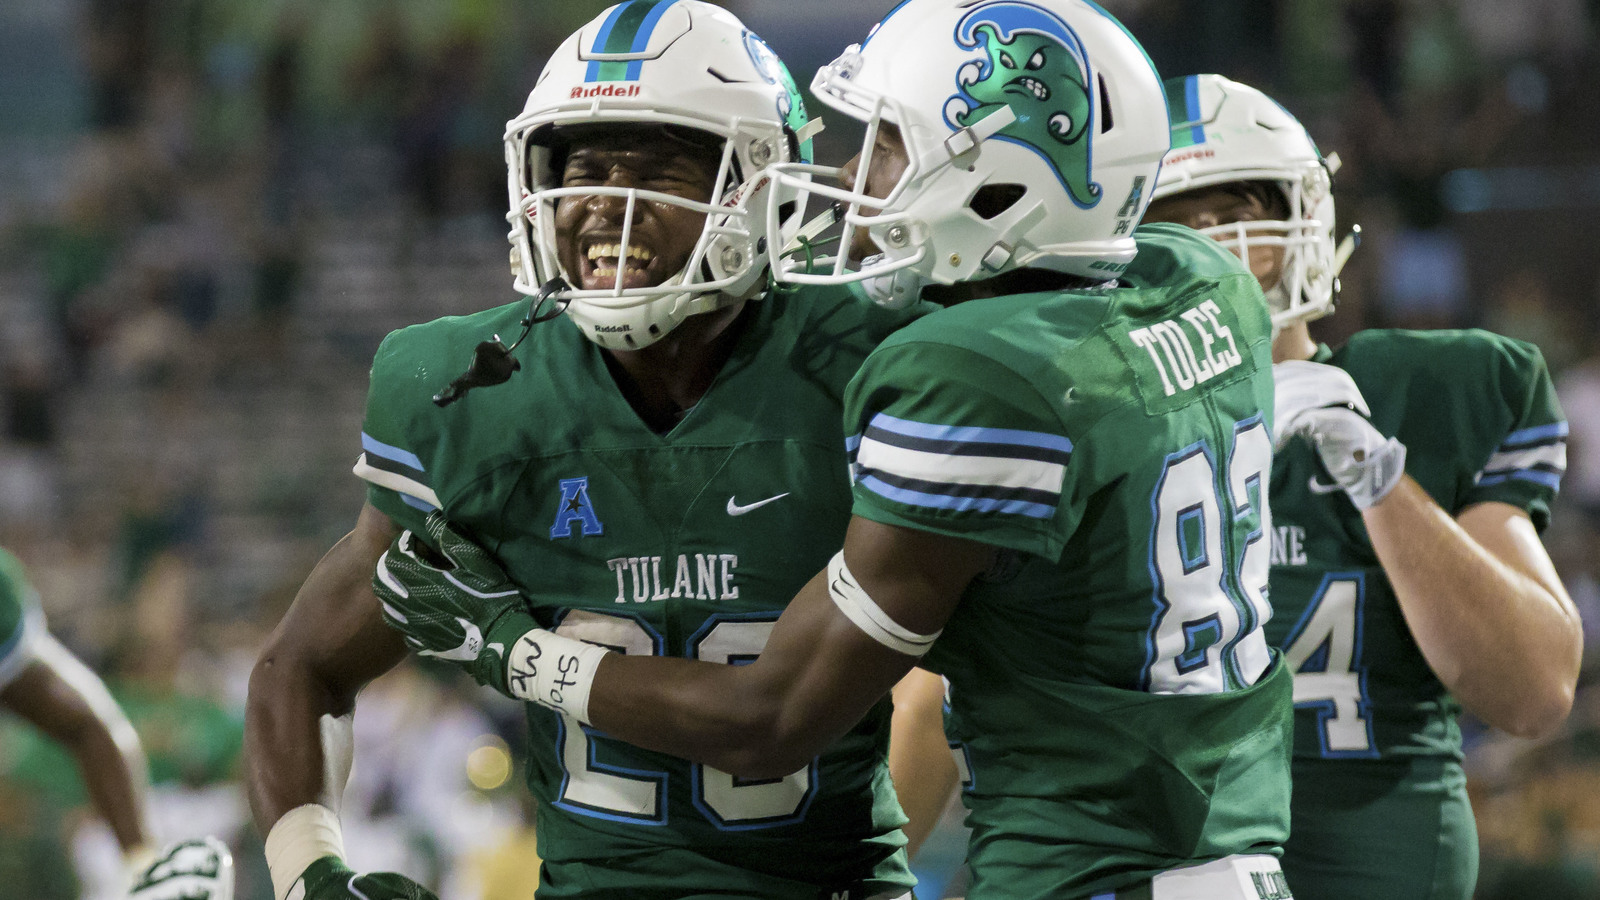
[550,476,604,539]
[945,1,1102,209]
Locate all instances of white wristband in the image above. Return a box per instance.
[505,628,611,724]
[265,803,345,900]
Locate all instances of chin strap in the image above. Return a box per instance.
[432,278,570,407]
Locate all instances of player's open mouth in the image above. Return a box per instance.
[581,239,659,290]
[1006,77,1051,101]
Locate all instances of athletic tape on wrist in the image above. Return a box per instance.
[826,551,940,656]
[265,804,345,900]
[504,628,610,724]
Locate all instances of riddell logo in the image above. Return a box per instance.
[570,84,642,99]
[1166,148,1216,165]
[594,324,632,333]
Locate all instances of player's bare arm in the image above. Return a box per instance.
[1,637,152,861]
[1364,481,1580,738]
[586,517,992,778]
[245,503,447,900]
[888,667,959,859]
[245,501,405,829]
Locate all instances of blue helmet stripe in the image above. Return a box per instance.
[1184,75,1206,145]
[584,0,683,83]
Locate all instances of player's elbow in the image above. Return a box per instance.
[711,710,826,779]
[1498,676,1576,740]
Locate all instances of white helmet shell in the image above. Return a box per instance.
[767,0,1169,297]
[505,0,812,349]
[1152,74,1340,330]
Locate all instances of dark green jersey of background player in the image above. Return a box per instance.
[1265,329,1567,900]
[357,287,922,900]
[0,549,44,692]
[842,223,1294,900]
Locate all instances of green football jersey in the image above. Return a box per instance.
[0,548,45,691]
[358,287,922,900]
[844,224,1294,900]
[1265,329,1566,900]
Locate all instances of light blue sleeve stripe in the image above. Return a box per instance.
[870,412,1073,454]
[400,493,440,513]
[1478,469,1563,489]
[844,434,862,453]
[859,475,1056,519]
[361,433,426,472]
[1502,421,1569,447]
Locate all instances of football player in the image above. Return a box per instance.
[244,3,921,899]
[376,2,1300,897]
[1143,74,1580,900]
[0,546,156,890]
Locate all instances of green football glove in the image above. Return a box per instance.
[373,511,539,694]
[288,856,439,900]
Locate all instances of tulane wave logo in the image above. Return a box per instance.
[946,2,1101,208]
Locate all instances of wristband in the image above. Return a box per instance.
[504,628,611,724]
[265,804,345,900]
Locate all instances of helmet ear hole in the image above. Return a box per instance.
[970,183,1027,220]
[1099,74,1113,133]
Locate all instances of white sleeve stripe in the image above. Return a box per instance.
[857,435,1066,494]
[1481,443,1567,476]
[354,454,443,509]
[826,551,940,657]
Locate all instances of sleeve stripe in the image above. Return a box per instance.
[354,454,442,510]
[361,433,427,474]
[1476,469,1562,490]
[1481,443,1567,476]
[860,466,1061,507]
[865,412,1074,460]
[858,474,1057,519]
[1500,422,1568,449]
[857,433,1067,495]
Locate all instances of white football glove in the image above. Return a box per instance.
[1273,359,1407,509]
[129,837,234,900]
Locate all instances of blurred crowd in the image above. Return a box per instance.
[0,1,1596,898]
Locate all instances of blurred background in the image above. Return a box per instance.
[0,0,1596,897]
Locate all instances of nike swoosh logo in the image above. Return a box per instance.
[419,617,484,662]
[726,492,791,516]
[1307,476,1344,495]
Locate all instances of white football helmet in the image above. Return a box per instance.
[766,0,1169,305]
[505,0,813,349]
[1152,74,1343,330]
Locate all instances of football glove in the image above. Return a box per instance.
[1273,359,1407,509]
[372,511,539,694]
[284,856,438,900]
[129,837,234,900]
